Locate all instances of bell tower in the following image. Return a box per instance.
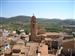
[30,14,37,41]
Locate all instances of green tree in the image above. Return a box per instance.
[16,30,21,35]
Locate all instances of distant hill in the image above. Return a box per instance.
[0,16,75,32]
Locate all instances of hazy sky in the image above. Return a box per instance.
[0,0,74,19]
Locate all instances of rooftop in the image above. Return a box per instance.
[38,44,48,56]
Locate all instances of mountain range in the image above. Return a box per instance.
[0,16,75,32]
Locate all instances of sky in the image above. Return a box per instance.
[0,0,75,19]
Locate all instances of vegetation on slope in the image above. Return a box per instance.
[0,16,75,32]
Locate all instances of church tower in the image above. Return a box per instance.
[30,14,37,41]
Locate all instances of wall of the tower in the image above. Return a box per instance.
[30,15,37,41]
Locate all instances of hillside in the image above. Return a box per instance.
[0,16,75,32]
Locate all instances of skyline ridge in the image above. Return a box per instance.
[0,15,75,20]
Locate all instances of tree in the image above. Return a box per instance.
[16,30,21,35]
